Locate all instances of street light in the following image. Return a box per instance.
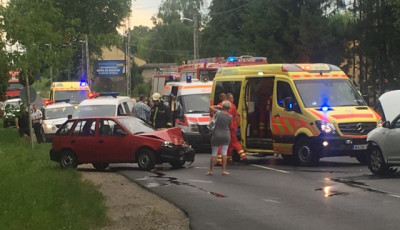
[182,15,199,60]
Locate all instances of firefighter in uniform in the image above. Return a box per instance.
[150,93,172,129]
[216,93,247,165]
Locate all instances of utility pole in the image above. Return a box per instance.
[26,76,34,149]
[193,13,199,60]
[85,35,90,87]
[126,30,131,97]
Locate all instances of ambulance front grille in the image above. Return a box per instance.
[338,122,377,135]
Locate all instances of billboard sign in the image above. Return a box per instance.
[95,60,125,77]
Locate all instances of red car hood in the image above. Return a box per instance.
[137,127,185,145]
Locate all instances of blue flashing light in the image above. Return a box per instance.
[228,57,238,62]
[168,75,174,81]
[186,75,192,83]
[289,103,293,109]
[321,106,329,112]
[278,99,283,105]
[80,81,88,87]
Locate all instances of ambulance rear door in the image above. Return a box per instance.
[243,76,274,152]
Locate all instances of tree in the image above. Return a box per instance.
[0,0,131,85]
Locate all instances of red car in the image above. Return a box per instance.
[50,116,195,170]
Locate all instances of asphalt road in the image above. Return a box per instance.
[111,154,400,230]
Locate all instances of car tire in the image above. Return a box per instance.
[294,138,319,166]
[368,146,389,176]
[137,149,156,171]
[169,160,185,169]
[92,163,109,171]
[60,150,78,169]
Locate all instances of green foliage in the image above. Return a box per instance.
[0,129,108,229]
[0,0,131,83]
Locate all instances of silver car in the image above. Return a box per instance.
[367,90,400,175]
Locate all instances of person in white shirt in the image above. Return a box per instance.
[31,104,43,143]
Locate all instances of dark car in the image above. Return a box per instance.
[50,116,195,170]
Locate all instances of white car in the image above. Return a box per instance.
[3,98,22,128]
[72,92,134,118]
[367,90,400,175]
[41,101,76,142]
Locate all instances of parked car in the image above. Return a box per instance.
[367,90,400,175]
[41,100,76,142]
[3,98,21,128]
[50,116,195,170]
[0,101,4,118]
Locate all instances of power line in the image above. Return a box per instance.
[202,0,258,16]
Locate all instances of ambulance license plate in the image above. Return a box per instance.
[353,144,367,150]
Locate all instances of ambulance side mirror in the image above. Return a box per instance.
[283,97,301,113]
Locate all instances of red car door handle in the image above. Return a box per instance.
[71,140,76,143]
[99,140,104,143]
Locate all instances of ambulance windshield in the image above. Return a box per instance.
[182,94,210,113]
[294,79,366,107]
[55,90,89,104]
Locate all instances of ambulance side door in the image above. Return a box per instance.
[271,78,300,154]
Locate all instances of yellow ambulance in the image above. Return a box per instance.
[211,63,381,165]
[49,81,91,106]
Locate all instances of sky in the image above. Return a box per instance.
[131,0,161,28]
[130,0,211,28]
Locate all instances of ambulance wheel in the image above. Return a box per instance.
[295,138,319,166]
[137,148,156,171]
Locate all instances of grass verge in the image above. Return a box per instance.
[0,125,108,229]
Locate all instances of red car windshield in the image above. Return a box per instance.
[117,117,154,134]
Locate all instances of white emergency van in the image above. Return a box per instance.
[162,79,212,151]
[73,92,134,118]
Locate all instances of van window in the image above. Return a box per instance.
[122,102,131,116]
[277,81,296,107]
[213,81,242,106]
[117,104,125,116]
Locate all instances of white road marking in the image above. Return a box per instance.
[187,179,213,183]
[251,164,290,174]
[195,167,208,169]
[262,199,280,204]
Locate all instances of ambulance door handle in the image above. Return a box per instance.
[274,114,280,118]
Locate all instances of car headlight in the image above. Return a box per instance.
[315,120,336,134]
[188,123,199,133]
[161,141,175,148]
[45,123,56,130]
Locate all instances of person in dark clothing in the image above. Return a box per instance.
[150,93,172,129]
[17,111,30,137]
